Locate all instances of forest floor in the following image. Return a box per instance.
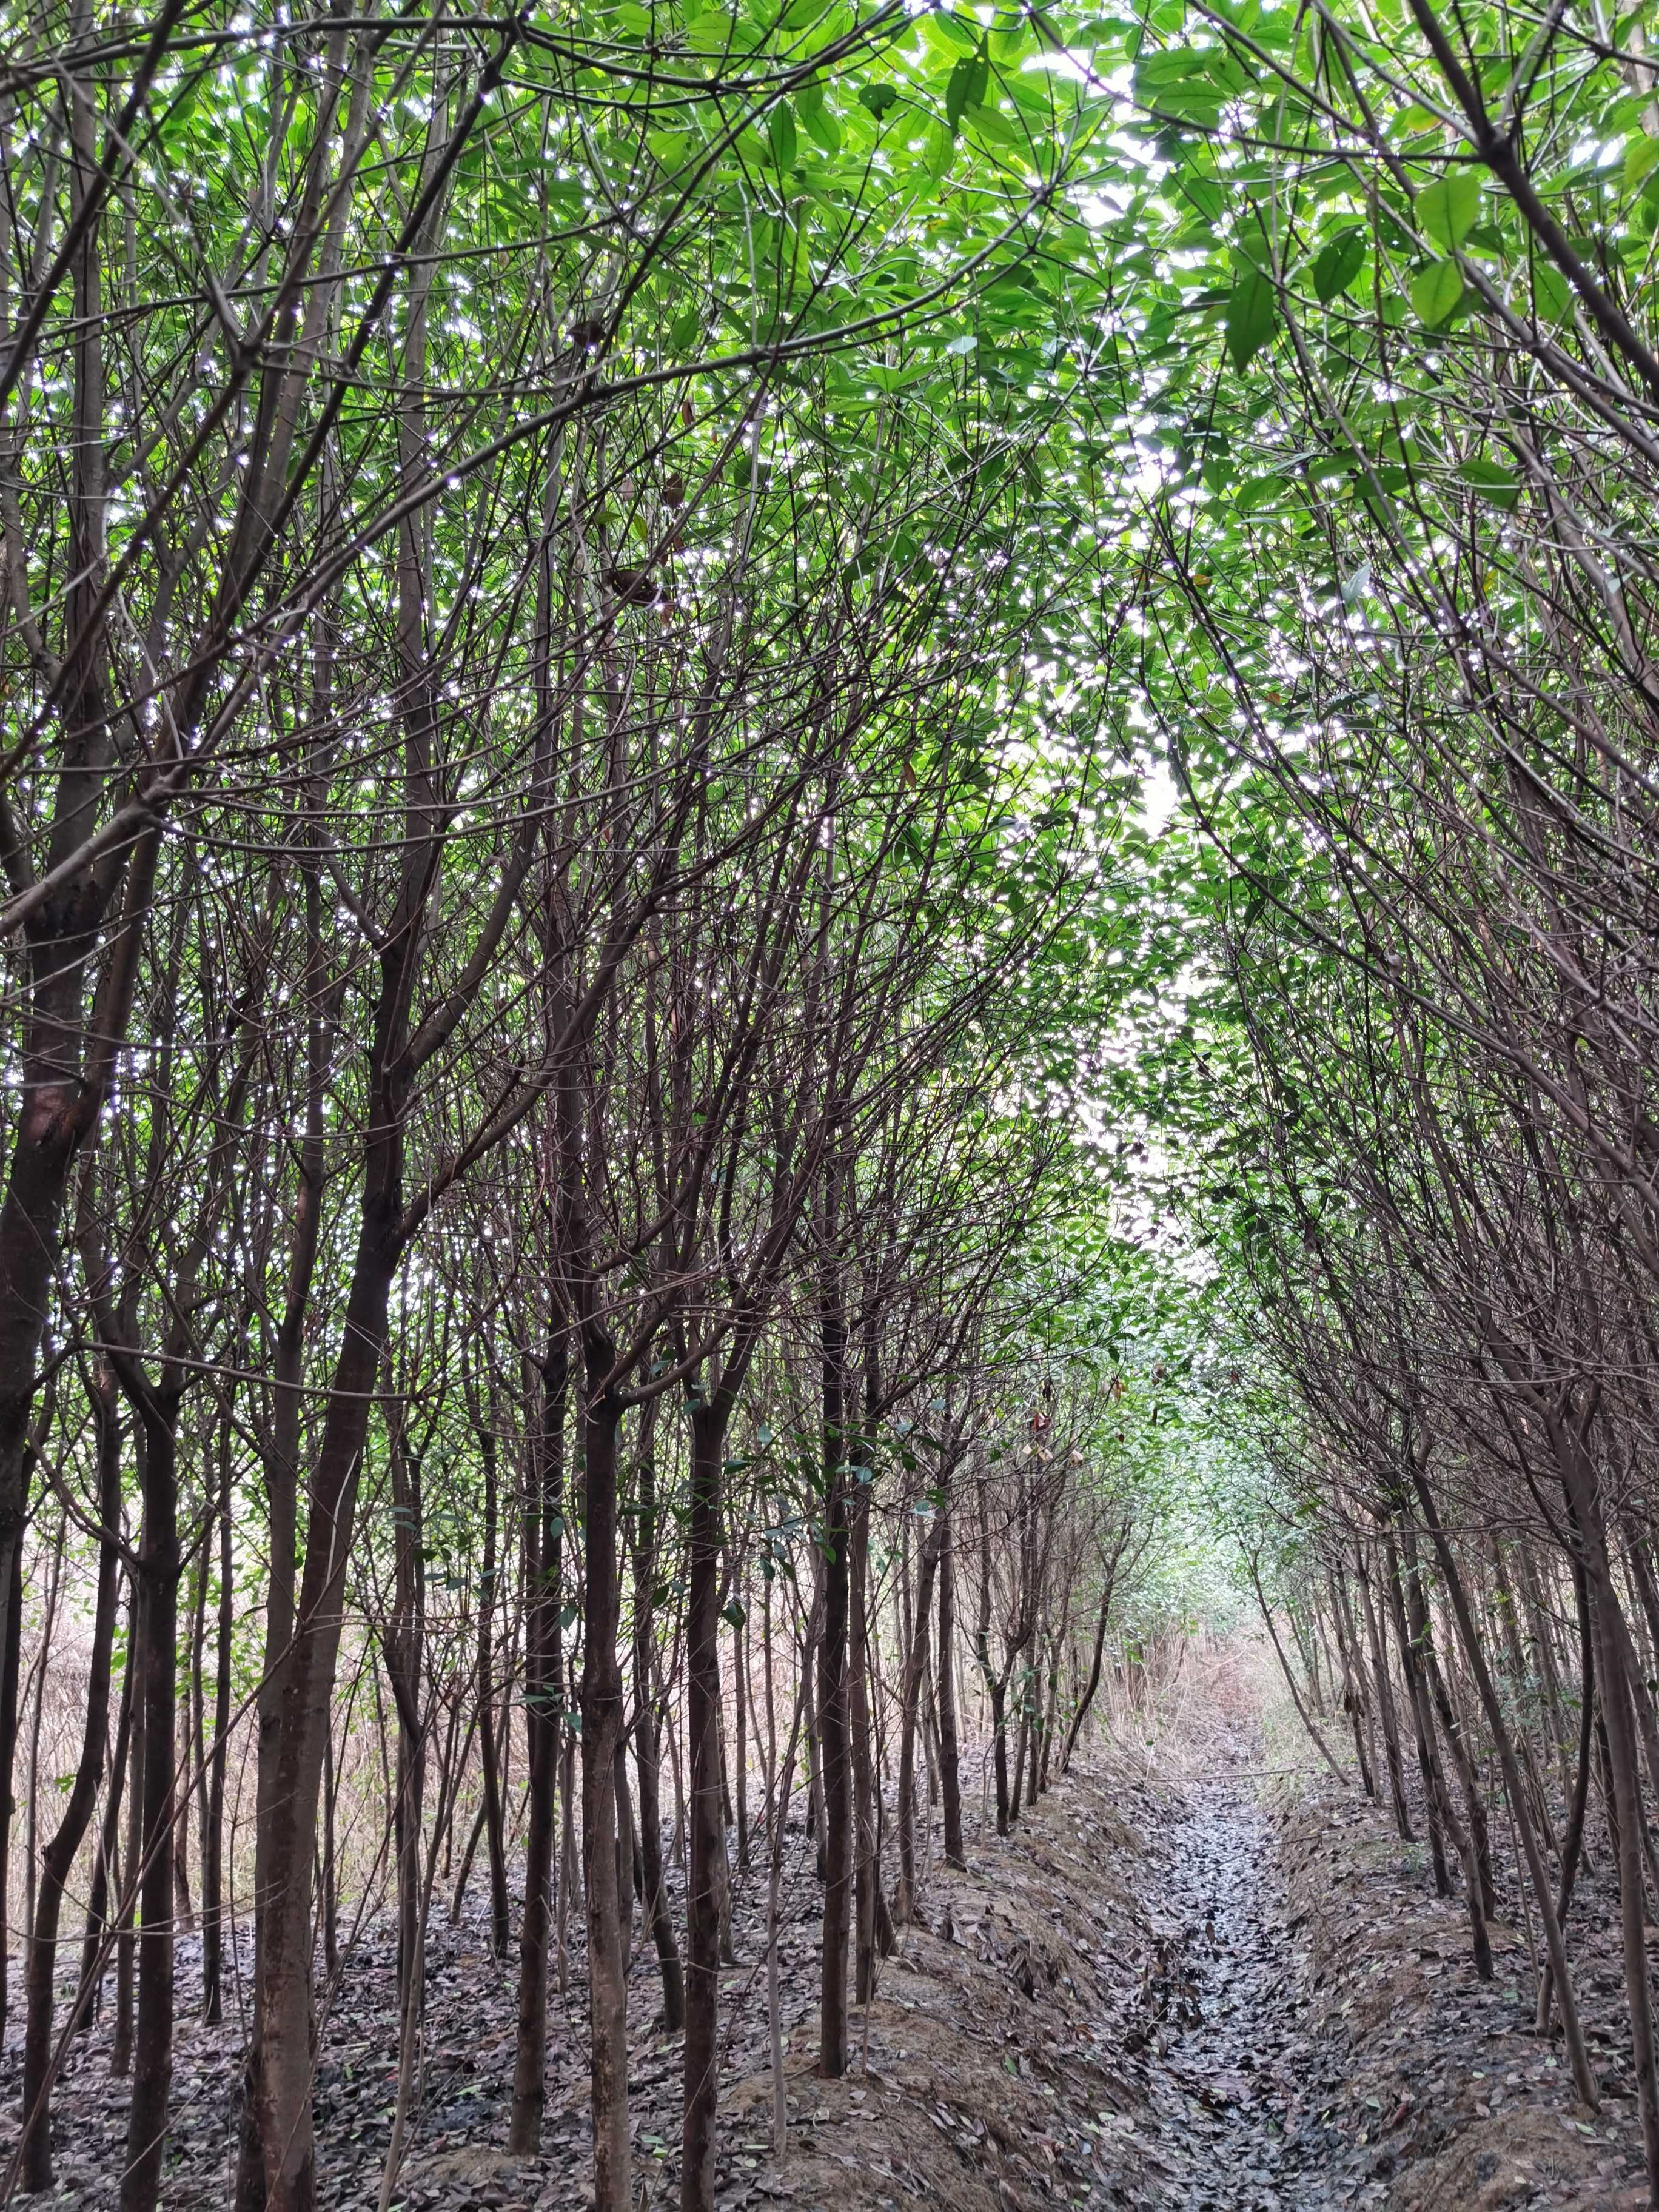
[2,1644,1651,2210]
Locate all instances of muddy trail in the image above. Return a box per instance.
[1071,1640,1647,2212]
[1125,1759,1355,2211]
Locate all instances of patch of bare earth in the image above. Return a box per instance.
[1276,1777,1649,2210]
[711,1760,1179,2212]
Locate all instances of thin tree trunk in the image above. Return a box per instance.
[21,1369,121,2191]
[511,1333,567,2152]
[1404,1527,1497,1924]
[1357,1544,1412,1840]
[579,1370,630,2212]
[476,1432,510,1961]
[1409,1467,1598,2109]
[122,1399,182,2212]
[896,1516,944,1925]
[23,1509,69,1968]
[817,1194,853,2079]
[1061,1537,1122,1774]
[77,1612,136,2034]
[769,1674,809,2161]
[203,1431,235,2023]
[1540,1559,1596,2036]
[682,1403,726,2212]
[112,1636,144,2080]
[632,1415,683,2033]
[1385,1533,1453,1894]
[938,1503,964,1869]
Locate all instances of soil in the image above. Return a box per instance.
[4,1658,1652,2210]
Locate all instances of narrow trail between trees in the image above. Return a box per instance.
[1130,1759,1347,2212]
[1143,1778,1299,2205]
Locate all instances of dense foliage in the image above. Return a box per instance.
[9,0,1659,2205]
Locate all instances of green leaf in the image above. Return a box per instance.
[1312,230,1366,303]
[1416,171,1481,250]
[1624,133,1659,193]
[991,9,1030,60]
[945,39,990,133]
[797,81,842,154]
[669,307,702,351]
[946,56,976,132]
[1458,455,1520,509]
[768,101,797,171]
[1410,257,1464,327]
[1225,267,1278,372]
[646,130,694,173]
[931,9,982,50]
[1531,261,1570,324]
[858,82,898,119]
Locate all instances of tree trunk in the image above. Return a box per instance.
[896,1515,944,1925]
[1404,1527,1497,1922]
[733,1592,749,1878]
[76,1614,136,2034]
[632,1425,683,2030]
[579,1372,630,2212]
[21,1370,121,2191]
[1356,1546,1412,1840]
[1409,1467,1599,2110]
[1061,1550,1119,1775]
[202,1435,235,2023]
[112,1637,144,2080]
[817,1354,853,2076]
[850,1472,881,2000]
[1384,1533,1453,1895]
[511,1334,567,2152]
[682,1403,725,2212]
[938,1505,964,1869]
[1539,1558,1596,2035]
[253,1196,405,2212]
[121,1399,182,2212]
[476,1429,511,1961]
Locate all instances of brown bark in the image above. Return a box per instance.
[1356,1545,1412,1840]
[895,1512,945,1925]
[1409,1467,1599,2109]
[817,1165,854,2079]
[1403,1527,1498,1924]
[475,1428,511,1962]
[202,1424,234,2024]
[579,1366,630,2212]
[1539,1559,1596,2035]
[633,1418,683,2034]
[1384,1533,1454,1895]
[850,1469,882,1999]
[682,1402,725,2212]
[75,1610,135,2034]
[121,1395,182,2212]
[20,1364,121,2191]
[511,1333,568,2152]
[937,1503,964,1869]
[111,1634,142,2080]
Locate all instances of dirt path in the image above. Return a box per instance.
[1127,1759,1356,2212]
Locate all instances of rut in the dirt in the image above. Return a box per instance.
[1130,1763,1353,2212]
